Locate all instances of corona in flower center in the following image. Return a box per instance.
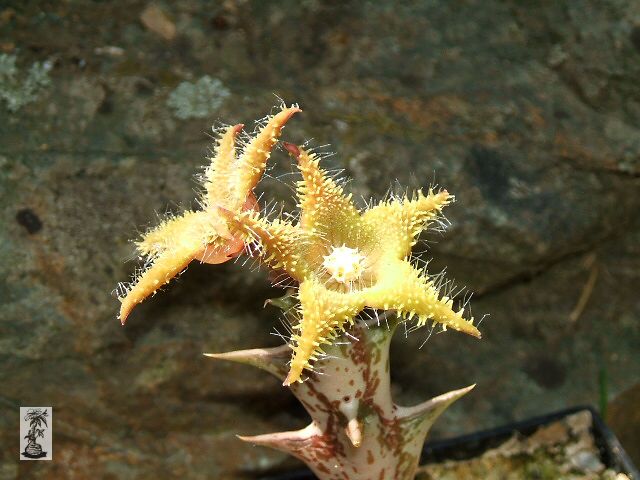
[322,245,366,284]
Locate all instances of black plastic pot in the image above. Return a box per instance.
[259,405,638,480]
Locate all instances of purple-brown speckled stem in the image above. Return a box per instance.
[206,319,473,480]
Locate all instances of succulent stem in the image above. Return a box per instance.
[207,319,473,480]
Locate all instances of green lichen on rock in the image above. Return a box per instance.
[166,75,230,119]
[0,54,51,112]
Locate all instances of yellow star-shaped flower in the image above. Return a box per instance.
[224,143,481,385]
[118,106,300,323]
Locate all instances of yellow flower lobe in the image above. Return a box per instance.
[118,106,300,324]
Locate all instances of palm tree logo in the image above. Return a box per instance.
[22,408,48,459]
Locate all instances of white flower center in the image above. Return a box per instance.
[323,245,365,284]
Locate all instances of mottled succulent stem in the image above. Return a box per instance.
[206,318,473,480]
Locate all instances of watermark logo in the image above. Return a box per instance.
[20,407,52,460]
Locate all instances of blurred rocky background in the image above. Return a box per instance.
[1,1,639,478]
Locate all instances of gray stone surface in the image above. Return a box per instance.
[1,1,639,478]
